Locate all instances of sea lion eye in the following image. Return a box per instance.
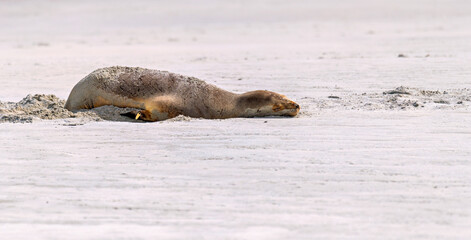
[272,103,283,112]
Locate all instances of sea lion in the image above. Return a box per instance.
[65,66,300,121]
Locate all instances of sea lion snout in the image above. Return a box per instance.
[286,101,300,109]
[285,101,300,116]
[271,99,299,116]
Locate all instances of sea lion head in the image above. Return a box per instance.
[237,90,300,117]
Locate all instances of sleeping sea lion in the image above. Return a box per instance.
[65,66,300,121]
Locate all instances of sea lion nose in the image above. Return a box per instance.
[294,104,300,109]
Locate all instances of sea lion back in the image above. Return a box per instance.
[65,66,209,111]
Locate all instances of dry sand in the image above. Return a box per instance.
[1,0,471,239]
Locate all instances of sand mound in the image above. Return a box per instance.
[0,94,98,123]
[0,94,196,123]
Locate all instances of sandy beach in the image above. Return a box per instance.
[1,0,470,239]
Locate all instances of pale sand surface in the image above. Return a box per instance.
[1,0,471,239]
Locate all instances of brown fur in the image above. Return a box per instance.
[65,66,300,121]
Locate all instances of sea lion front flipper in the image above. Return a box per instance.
[120,110,154,121]
[120,110,139,119]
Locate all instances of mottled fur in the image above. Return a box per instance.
[65,66,300,121]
